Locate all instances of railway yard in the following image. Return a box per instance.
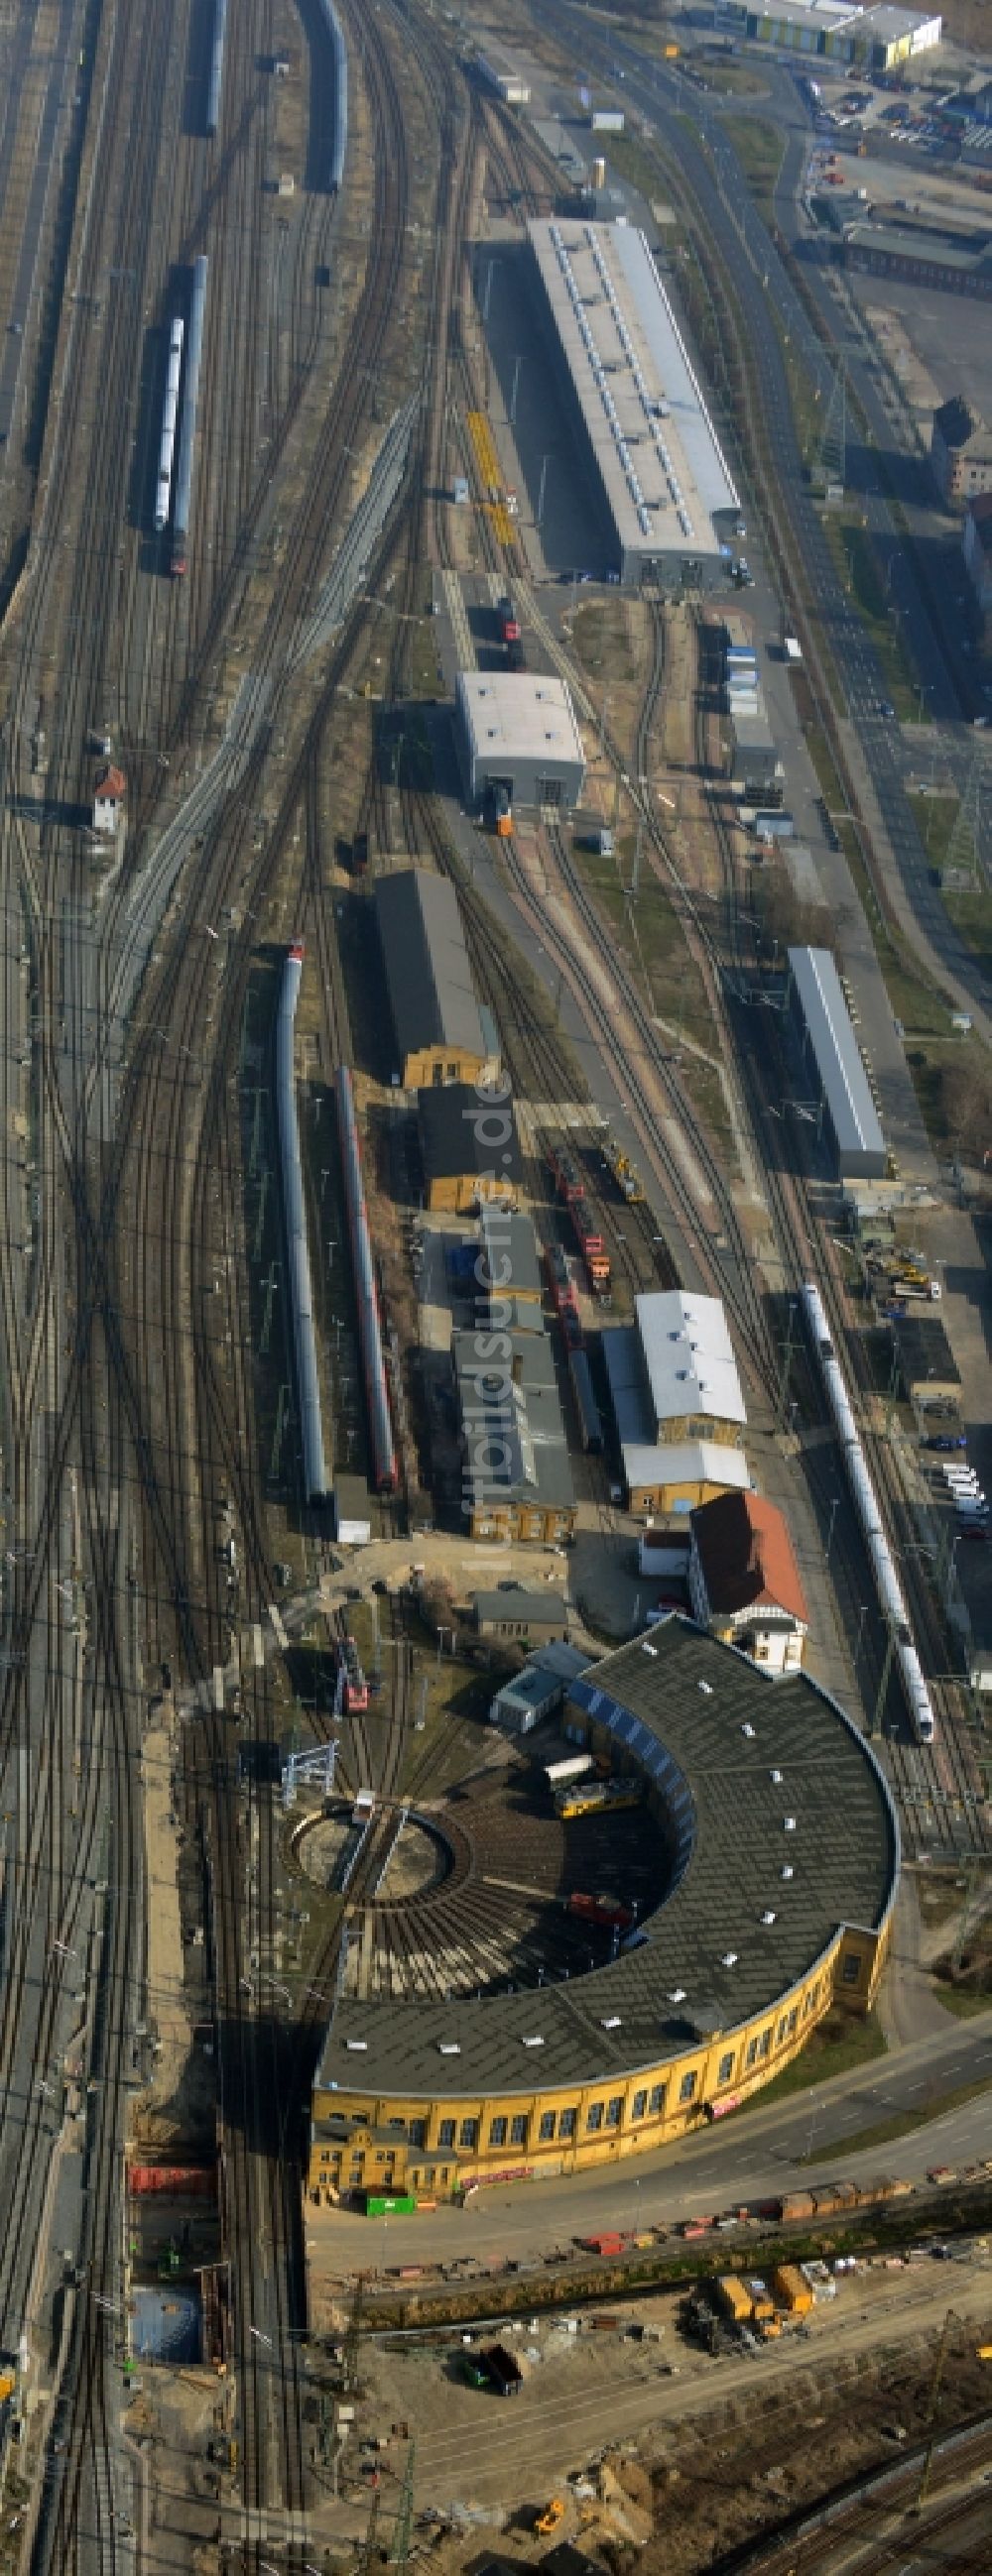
[0,0,991,2571]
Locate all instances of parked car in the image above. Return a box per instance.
[928,1434,968,1450]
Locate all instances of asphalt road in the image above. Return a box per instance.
[313,2006,992,2274]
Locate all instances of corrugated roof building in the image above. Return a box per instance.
[375,869,491,1088]
[528,218,739,594]
[787,947,886,1180]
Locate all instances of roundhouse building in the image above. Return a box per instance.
[308,1618,898,2201]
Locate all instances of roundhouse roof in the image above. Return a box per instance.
[314,1619,898,2101]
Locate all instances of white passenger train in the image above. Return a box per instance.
[154,316,185,532]
[800,1281,935,1743]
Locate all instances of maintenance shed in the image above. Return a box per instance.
[309,1617,899,2195]
[375,868,492,1089]
[455,671,585,814]
[418,1083,523,1215]
[787,947,885,1182]
[528,218,739,593]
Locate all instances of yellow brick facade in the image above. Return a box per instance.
[307,1919,889,2203]
[424,1170,515,1217]
[404,1045,486,1092]
[467,1495,577,1546]
[627,1469,739,1518]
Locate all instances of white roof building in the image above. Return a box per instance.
[528,218,739,593]
[455,671,586,811]
[636,1291,747,1437]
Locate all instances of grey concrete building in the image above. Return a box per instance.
[455,671,585,813]
[787,947,886,1181]
[527,218,739,594]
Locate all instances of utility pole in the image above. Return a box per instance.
[392,2441,416,2575]
[914,2306,955,2513]
[872,1616,898,1741]
[358,2483,380,2576]
[260,1264,278,1356]
[342,2271,365,2396]
[777,1297,799,1426]
[270,1383,289,1482]
[253,1166,269,1263]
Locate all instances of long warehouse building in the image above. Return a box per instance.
[787,947,885,1181]
[527,218,740,593]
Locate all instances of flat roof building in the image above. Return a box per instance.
[478,1207,543,1305]
[527,219,739,594]
[455,671,586,814]
[472,1588,570,1642]
[418,1082,523,1215]
[717,0,941,66]
[375,869,491,1089]
[787,947,885,1181]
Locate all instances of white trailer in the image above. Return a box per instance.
[545,1753,593,1788]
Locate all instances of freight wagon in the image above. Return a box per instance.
[547,1143,585,1207]
[544,1240,582,1347]
[567,1890,633,1929]
[336,1633,368,1712]
[569,1197,611,1296]
[568,1345,603,1453]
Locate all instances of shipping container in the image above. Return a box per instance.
[590,108,624,131]
[482,2342,529,2396]
[716,2276,753,2323]
[362,2192,417,2217]
[773,2264,812,2315]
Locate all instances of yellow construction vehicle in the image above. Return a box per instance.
[536,2500,565,2534]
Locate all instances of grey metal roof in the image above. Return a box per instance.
[472,1588,569,1626]
[375,869,485,1069]
[314,1619,898,2099]
[418,1084,523,1188]
[788,948,885,1167]
[637,1291,747,1430]
[528,219,738,569]
[479,1209,543,1304]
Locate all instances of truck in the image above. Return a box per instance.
[590,109,624,131]
[482,2342,529,2397]
[497,597,520,646]
[783,636,803,664]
